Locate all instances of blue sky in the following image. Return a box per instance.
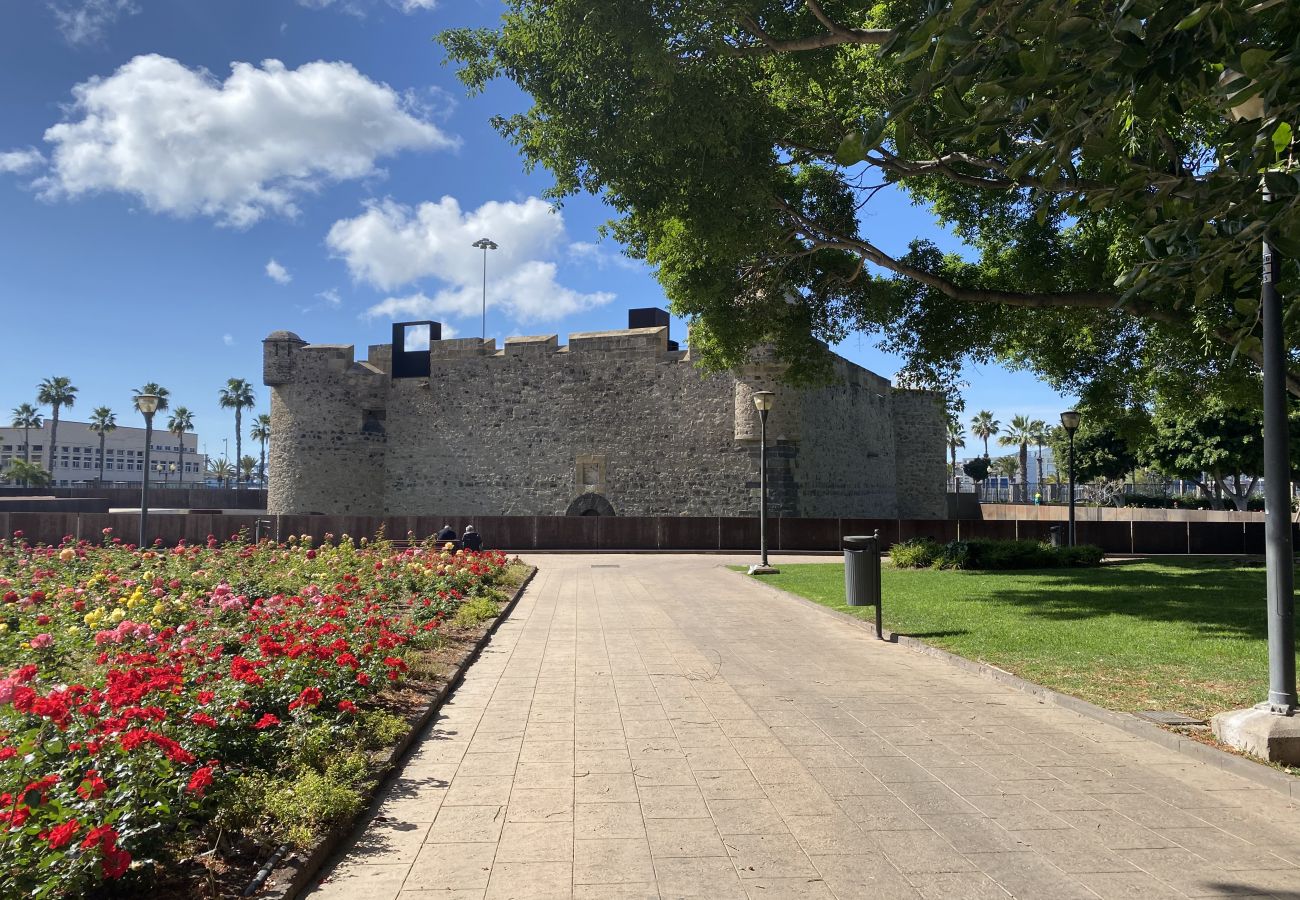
[0,0,1073,465]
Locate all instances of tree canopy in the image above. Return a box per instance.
[441,0,1300,399]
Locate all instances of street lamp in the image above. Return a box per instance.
[1060,410,1080,547]
[472,238,498,340]
[748,390,779,575]
[136,394,160,549]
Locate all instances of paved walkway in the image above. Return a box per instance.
[308,554,1300,899]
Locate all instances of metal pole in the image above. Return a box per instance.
[759,409,769,567]
[481,246,488,341]
[139,413,153,549]
[1261,219,1297,713]
[1068,431,1077,547]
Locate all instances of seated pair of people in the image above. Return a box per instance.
[435,524,482,551]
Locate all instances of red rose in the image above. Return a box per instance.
[186,765,215,797]
[252,713,280,729]
[41,818,81,850]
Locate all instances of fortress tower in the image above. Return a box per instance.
[262,312,946,519]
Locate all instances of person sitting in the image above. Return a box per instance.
[436,524,456,543]
[462,525,483,552]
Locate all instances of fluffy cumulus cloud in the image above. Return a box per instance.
[328,196,614,325]
[49,0,139,46]
[0,149,45,175]
[265,259,292,285]
[36,55,455,227]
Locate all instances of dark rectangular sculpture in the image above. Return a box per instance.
[391,321,441,379]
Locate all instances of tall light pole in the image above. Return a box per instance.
[472,238,498,340]
[1060,410,1080,547]
[749,391,779,575]
[137,394,160,549]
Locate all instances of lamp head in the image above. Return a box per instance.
[472,238,499,251]
[1060,410,1081,432]
[752,390,775,413]
[136,394,160,416]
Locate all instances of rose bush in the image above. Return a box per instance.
[0,529,513,897]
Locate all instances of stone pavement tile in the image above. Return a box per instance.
[576,773,641,804]
[1117,847,1256,897]
[781,814,877,855]
[723,833,819,880]
[526,722,576,743]
[444,777,515,808]
[632,758,696,786]
[495,821,573,863]
[1098,793,1223,830]
[373,776,450,824]
[405,841,496,891]
[626,719,679,739]
[788,744,864,769]
[1051,810,1178,850]
[694,770,768,800]
[731,737,796,760]
[871,829,978,875]
[1011,781,1110,812]
[708,798,790,835]
[920,814,1026,854]
[763,782,841,818]
[627,736,685,758]
[573,802,648,842]
[572,883,659,900]
[427,805,506,844]
[645,817,728,858]
[904,871,1013,899]
[1007,828,1139,874]
[682,746,746,771]
[719,718,777,739]
[467,731,525,754]
[574,837,656,884]
[928,765,1017,797]
[740,877,836,899]
[768,726,836,746]
[576,730,628,751]
[964,794,1072,831]
[308,863,410,900]
[521,741,576,765]
[1161,826,1297,871]
[1073,870,1190,899]
[673,726,734,749]
[860,756,940,784]
[515,763,574,790]
[397,891,484,899]
[458,752,521,778]
[836,795,929,832]
[887,781,981,817]
[968,850,1096,900]
[484,861,572,900]
[576,748,633,774]
[506,787,573,823]
[807,767,890,799]
[639,785,711,819]
[653,856,748,899]
[347,820,431,865]
[745,758,818,786]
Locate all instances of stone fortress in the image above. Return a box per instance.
[262,309,946,519]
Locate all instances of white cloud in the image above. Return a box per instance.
[329,196,615,325]
[568,241,647,272]
[0,148,46,175]
[222,333,234,346]
[297,0,436,13]
[36,55,456,227]
[49,0,139,46]
[265,259,292,285]
[318,288,342,308]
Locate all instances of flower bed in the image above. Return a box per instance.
[0,528,519,898]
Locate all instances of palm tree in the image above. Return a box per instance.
[970,410,1000,459]
[87,407,117,486]
[997,414,1035,502]
[239,455,258,485]
[36,377,77,477]
[10,404,42,465]
[250,413,271,487]
[1028,419,1050,497]
[207,457,235,488]
[132,383,170,413]
[945,418,966,492]
[992,455,1020,501]
[168,407,195,487]
[218,379,256,490]
[3,459,52,488]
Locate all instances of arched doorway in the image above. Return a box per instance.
[566,494,616,517]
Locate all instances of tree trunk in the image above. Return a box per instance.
[98,433,106,486]
[1019,442,1028,504]
[259,442,266,488]
[176,434,184,489]
[234,409,242,491]
[48,406,60,479]
[22,426,30,464]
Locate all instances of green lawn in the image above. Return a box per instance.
[743,559,1300,721]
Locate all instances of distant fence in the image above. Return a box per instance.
[0,487,267,510]
[0,512,1286,556]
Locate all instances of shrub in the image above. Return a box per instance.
[888,538,938,568]
[452,596,500,628]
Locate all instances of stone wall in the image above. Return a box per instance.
[890,389,948,519]
[264,323,947,519]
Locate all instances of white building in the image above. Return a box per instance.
[0,420,207,488]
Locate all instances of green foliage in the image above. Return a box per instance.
[358,710,409,750]
[961,456,990,483]
[452,596,500,628]
[262,770,365,847]
[440,0,1300,400]
[2,458,52,486]
[890,538,1103,570]
[1048,424,1139,483]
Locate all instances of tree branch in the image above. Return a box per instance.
[732,10,891,56]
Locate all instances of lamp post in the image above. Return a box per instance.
[748,391,779,575]
[136,394,160,549]
[472,238,498,340]
[1060,410,1080,547]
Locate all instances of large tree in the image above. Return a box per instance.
[87,406,117,486]
[250,413,271,488]
[1141,403,1266,510]
[168,407,194,486]
[997,414,1035,501]
[442,1,1300,397]
[218,379,255,490]
[36,377,76,477]
[10,404,41,465]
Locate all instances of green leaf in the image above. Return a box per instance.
[1058,16,1093,38]
[1268,228,1300,258]
[834,132,866,166]
[1264,171,1298,198]
[1174,4,1213,30]
[1272,122,1293,156]
[940,26,975,47]
[1240,48,1274,79]
[1234,298,1259,317]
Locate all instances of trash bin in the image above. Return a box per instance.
[843,533,884,639]
[1048,525,1064,548]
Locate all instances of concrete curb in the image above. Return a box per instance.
[730,567,1300,801]
[260,565,538,899]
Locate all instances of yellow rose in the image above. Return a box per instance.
[109,609,126,624]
